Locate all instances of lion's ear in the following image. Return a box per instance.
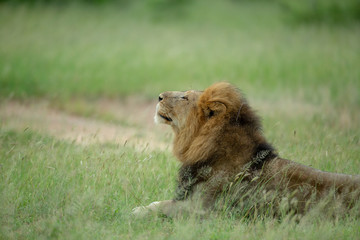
[203,101,226,119]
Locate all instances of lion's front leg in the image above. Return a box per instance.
[132,200,176,217]
[132,199,207,218]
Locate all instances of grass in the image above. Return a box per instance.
[0,0,360,239]
[1,129,359,239]
[0,130,175,239]
[0,1,359,107]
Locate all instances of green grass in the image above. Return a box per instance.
[0,130,176,239]
[0,1,360,239]
[0,1,359,107]
[1,129,359,239]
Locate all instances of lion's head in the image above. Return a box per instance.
[155,82,264,166]
[154,90,203,132]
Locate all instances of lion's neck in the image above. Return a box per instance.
[172,126,202,165]
[248,142,278,170]
[172,114,223,165]
[172,118,273,169]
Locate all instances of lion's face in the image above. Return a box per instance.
[154,90,202,130]
[155,82,262,166]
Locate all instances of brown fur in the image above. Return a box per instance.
[133,82,360,218]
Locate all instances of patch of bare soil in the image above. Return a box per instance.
[0,96,357,152]
[0,100,172,151]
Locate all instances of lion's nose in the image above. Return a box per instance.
[158,94,163,102]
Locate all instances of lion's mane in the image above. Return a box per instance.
[173,82,266,167]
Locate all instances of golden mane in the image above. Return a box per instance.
[173,82,264,166]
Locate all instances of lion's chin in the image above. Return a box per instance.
[154,113,172,125]
[154,104,172,125]
[159,114,172,122]
[154,108,172,125]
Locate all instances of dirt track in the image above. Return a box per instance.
[0,97,355,153]
[0,100,172,151]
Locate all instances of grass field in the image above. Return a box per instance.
[1,1,360,239]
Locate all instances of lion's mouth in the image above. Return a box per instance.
[159,114,172,122]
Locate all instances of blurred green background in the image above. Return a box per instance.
[1,0,359,106]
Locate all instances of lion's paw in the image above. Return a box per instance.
[132,201,161,217]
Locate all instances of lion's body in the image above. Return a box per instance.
[133,82,360,218]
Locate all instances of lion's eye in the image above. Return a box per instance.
[181,96,188,100]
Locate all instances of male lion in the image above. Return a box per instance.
[133,82,360,217]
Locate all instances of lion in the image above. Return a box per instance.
[133,82,360,218]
